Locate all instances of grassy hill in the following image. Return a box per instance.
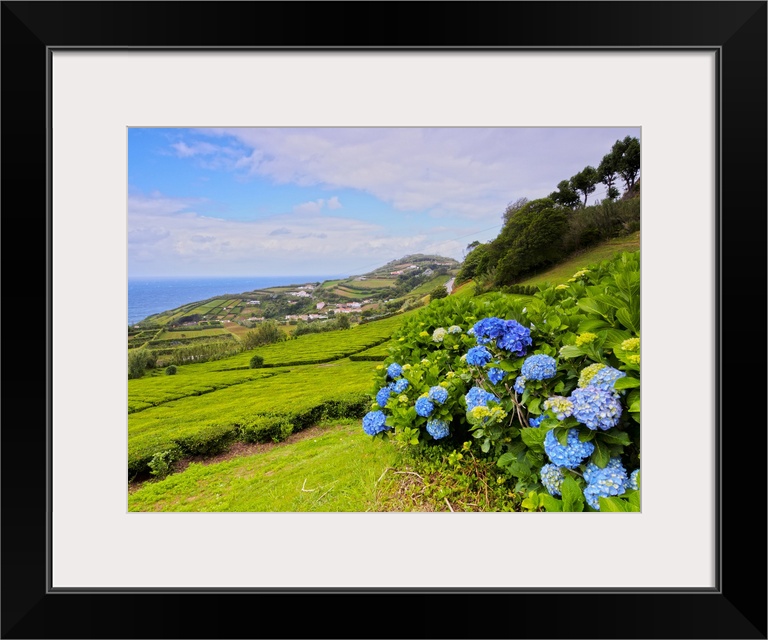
[127,233,639,512]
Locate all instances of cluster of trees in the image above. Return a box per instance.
[548,136,640,208]
[456,137,640,288]
[242,320,285,349]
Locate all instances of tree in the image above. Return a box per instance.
[335,314,351,330]
[502,197,529,224]
[548,180,581,209]
[597,153,619,199]
[429,285,449,300]
[611,136,641,193]
[242,320,283,349]
[571,166,599,206]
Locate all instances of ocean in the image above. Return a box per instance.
[128,275,337,326]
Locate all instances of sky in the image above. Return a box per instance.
[128,127,640,278]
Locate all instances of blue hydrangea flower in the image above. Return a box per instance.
[426,418,450,440]
[544,428,595,469]
[415,396,435,417]
[376,385,393,409]
[540,463,565,496]
[496,320,533,356]
[464,386,499,410]
[428,385,449,405]
[542,396,574,420]
[629,468,640,491]
[514,376,527,395]
[583,461,630,510]
[521,354,557,380]
[487,367,507,385]
[362,410,388,436]
[570,386,623,430]
[386,362,402,379]
[590,366,627,392]
[466,346,493,366]
[583,457,625,484]
[471,317,507,345]
[528,414,545,428]
[393,378,409,394]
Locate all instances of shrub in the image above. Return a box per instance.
[148,449,178,479]
[239,414,294,443]
[128,348,154,379]
[242,320,284,349]
[361,251,641,513]
[165,365,177,375]
[249,354,265,369]
[429,286,449,300]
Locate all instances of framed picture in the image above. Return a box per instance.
[3,2,765,638]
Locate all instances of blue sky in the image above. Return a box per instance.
[128,127,640,278]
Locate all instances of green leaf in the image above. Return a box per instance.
[616,308,639,333]
[481,438,491,453]
[506,460,533,479]
[545,314,562,329]
[613,376,640,390]
[554,426,569,446]
[599,328,632,349]
[496,452,517,468]
[561,476,585,512]
[527,397,541,415]
[521,495,539,511]
[577,298,608,317]
[539,494,563,512]
[625,489,641,511]
[521,427,547,451]
[578,318,612,333]
[591,439,610,467]
[498,359,517,372]
[599,497,628,512]
[599,430,631,446]
[559,345,585,359]
[629,400,640,413]
[578,429,596,442]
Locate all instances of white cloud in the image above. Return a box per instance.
[293,199,325,215]
[327,196,342,210]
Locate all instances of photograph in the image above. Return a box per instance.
[127,126,642,514]
[2,0,765,637]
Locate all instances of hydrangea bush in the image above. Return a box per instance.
[361,251,641,512]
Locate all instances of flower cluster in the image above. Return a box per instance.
[393,378,409,394]
[621,337,640,352]
[521,354,557,380]
[471,317,532,356]
[578,363,605,388]
[362,410,389,436]
[589,366,626,391]
[543,428,595,469]
[528,414,545,428]
[426,418,450,440]
[542,396,574,420]
[514,376,526,395]
[487,367,506,385]
[570,386,622,430]
[629,468,640,491]
[540,463,565,496]
[428,385,448,405]
[575,332,598,347]
[464,386,499,411]
[466,346,493,367]
[386,363,403,379]
[582,458,630,510]
[415,396,435,417]
[448,325,462,334]
[467,404,507,426]
[432,327,447,342]
[376,385,393,409]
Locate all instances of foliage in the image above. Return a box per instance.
[570,165,599,206]
[249,354,265,369]
[361,250,641,512]
[611,135,641,192]
[148,449,180,479]
[429,285,449,300]
[128,347,155,379]
[242,320,284,349]
[165,365,177,375]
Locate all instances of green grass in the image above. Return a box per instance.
[408,274,450,296]
[128,359,380,474]
[128,421,401,512]
[519,231,640,287]
[154,328,231,341]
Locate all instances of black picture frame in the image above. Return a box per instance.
[2,2,765,638]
